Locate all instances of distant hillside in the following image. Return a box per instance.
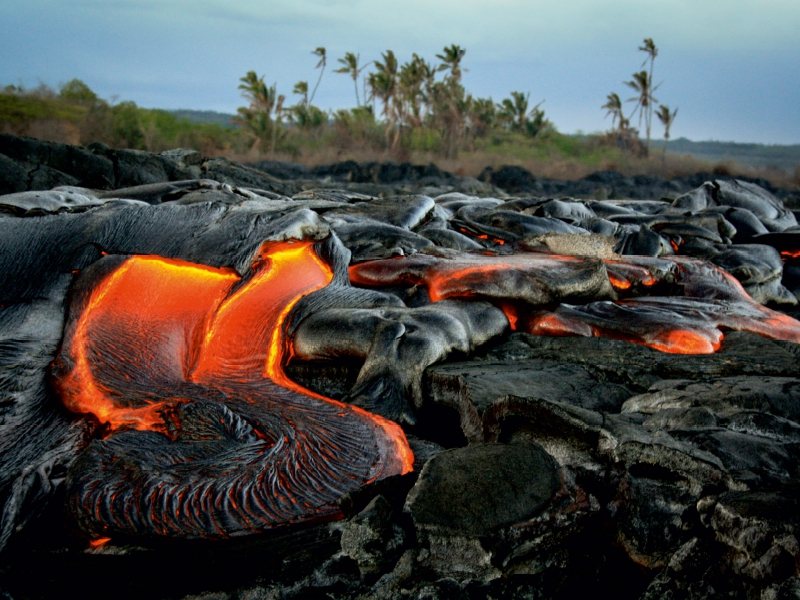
[654,138,800,171]
[167,109,236,128]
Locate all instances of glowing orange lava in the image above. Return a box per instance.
[604,261,658,287]
[649,329,722,354]
[57,240,413,475]
[526,313,595,337]
[608,273,632,290]
[781,250,800,260]
[350,251,800,356]
[457,228,506,245]
[88,537,111,548]
[57,256,238,432]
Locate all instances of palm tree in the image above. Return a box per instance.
[468,96,496,138]
[309,47,326,105]
[293,81,308,107]
[436,44,466,82]
[334,52,366,106]
[655,104,678,158]
[367,51,399,150]
[498,91,529,131]
[639,38,658,85]
[398,54,433,129]
[498,91,546,136]
[629,38,660,156]
[602,92,624,131]
[625,70,659,156]
[234,71,284,154]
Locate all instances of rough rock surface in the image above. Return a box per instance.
[1,135,800,600]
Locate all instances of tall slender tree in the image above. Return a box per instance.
[334,52,366,106]
[498,91,547,137]
[367,51,399,151]
[625,70,659,156]
[436,44,466,82]
[602,92,624,131]
[398,53,433,129]
[632,38,660,156]
[309,47,326,105]
[655,104,678,159]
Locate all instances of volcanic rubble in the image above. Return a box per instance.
[3,134,800,599]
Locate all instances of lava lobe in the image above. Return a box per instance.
[350,251,800,354]
[53,240,412,540]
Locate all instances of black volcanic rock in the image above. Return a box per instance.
[425,359,632,441]
[480,165,538,194]
[0,134,114,190]
[405,442,559,537]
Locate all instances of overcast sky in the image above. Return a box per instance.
[2,0,799,144]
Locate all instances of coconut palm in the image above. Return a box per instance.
[625,70,659,156]
[466,96,495,141]
[334,52,366,106]
[602,92,624,131]
[498,91,546,137]
[398,54,434,129]
[309,47,326,105]
[498,91,529,131]
[627,38,660,157]
[640,38,658,80]
[436,44,466,82]
[234,71,284,154]
[655,104,678,158]
[368,51,400,150]
[293,81,308,107]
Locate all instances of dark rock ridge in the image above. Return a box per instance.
[5,132,798,203]
[2,134,800,599]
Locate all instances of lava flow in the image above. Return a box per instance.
[54,239,412,539]
[350,251,800,355]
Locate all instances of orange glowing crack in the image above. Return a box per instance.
[88,537,111,548]
[608,273,632,290]
[649,329,722,354]
[781,250,800,260]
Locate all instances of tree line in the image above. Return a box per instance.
[1,39,678,164]
[235,44,552,159]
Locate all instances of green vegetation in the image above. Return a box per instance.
[0,79,247,154]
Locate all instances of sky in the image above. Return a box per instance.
[1,0,799,144]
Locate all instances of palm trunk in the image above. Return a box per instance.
[310,66,325,105]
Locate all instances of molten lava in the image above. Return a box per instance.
[54,239,412,539]
[57,256,239,432]
[350,251,800,355]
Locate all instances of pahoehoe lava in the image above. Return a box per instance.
[53,240,412,539]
